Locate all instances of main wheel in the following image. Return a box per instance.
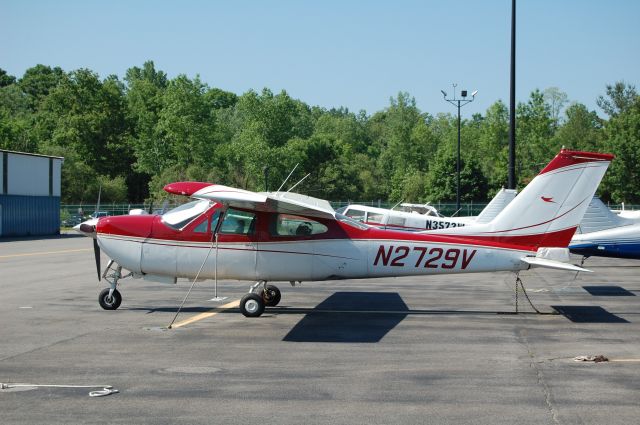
[261,284,281,307]
[240,293,265,317]
[98,288,122,310]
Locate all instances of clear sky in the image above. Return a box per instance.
[2,0,638,117]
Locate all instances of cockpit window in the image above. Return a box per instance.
[220,209,256,235]
[336,213,369,230]
[269,214,328,236]
[193,210,221,234]
[345,208,366,222]
[162,200,211,230]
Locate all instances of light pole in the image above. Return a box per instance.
[441,84,477,212]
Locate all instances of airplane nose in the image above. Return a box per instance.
[74,218,99,239]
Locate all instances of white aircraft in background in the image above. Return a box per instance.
[570,197,640,260]
[337,188,517,231]
[75,149,613,317]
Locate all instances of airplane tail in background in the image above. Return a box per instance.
[474,188,517,224]
[425,149,614,250]
[576,197,635,234]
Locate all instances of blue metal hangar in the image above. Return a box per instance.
[0,150,64,237]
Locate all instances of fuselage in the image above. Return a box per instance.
[570,224,640,260]
[96,202,532,282]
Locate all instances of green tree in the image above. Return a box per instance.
[0,68,16,87]
[125,61,168,175]
[475,101,509,191]
[554,103,602,152]
[423,149,489,202]
[18,64,66,110]
[597,81,637,117]
[543,87,569,128]
[516,89,556,183]
[154,75,217,170]
[0,84,34,151]
[599,93,640,203]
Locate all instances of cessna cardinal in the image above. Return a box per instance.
[75,149,613,317]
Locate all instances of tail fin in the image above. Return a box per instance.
[474,188,517,224]
[427,149,614,250]
[576,197,633,234]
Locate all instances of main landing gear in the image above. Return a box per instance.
[239,281,282,317]
[98,260,129,310]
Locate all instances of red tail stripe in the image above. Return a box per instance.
[539,149,614,175]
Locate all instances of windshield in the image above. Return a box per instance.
[335,206,347,214]
[161,200,211,230]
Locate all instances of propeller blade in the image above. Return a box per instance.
[93,238,101,281]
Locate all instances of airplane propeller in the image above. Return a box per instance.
[76,221,101,281]
[93,238,101,281]
[94,186,102,281]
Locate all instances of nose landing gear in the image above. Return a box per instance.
[239,281,282,317]
[98,260,130,310]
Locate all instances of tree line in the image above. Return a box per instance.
[1,62,638,204]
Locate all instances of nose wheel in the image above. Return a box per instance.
[99,288,122,310]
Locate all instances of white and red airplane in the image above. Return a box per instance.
[75,149,613,317]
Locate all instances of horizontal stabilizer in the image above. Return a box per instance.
[520,256,592,273]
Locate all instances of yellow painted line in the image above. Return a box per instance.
[170,300,240,328]
[0,248,92,259]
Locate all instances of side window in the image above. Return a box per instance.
[193,210,221,234]
[209,210,221,233]
[220,209,256,235]
[388,216,406,227]
[366,212,384,224]
[270,214,328,236]
[193,219,209,233]
[345,209,366,222]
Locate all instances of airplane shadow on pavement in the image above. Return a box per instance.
[551,305,630,323]
[282,292,408,343]
[582,285,636,296]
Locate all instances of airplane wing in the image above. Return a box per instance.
[164,182,336,219]
[520,257,592,273]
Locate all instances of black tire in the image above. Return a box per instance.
[98,288,122,310]
[240,293,265,317]
[261,284,281,307]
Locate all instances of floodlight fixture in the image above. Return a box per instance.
[441,83,477,211]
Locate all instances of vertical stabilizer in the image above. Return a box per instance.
[423,149,614,250]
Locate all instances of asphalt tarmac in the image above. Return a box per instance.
[1,235,639,424]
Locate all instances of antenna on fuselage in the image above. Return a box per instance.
[390,199,404,211]
[286,173,311,193]
[96,185,102,215]
[276,163,299,193]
